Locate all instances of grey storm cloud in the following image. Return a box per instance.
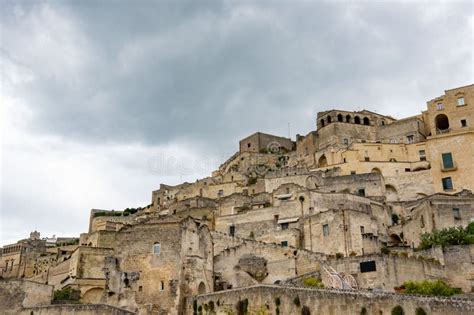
[2,0,471,153]
[0,0,472,245]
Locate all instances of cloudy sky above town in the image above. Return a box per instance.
[1,0,472,245]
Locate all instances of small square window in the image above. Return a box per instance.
[280,223,289,230]
[350,171,356,175]
[323,224,329,236]
[442,177,453,191]
[281,241,288,247]
[461,119,467,127]
[453,208,461,220]
[360,226,365,234]
[343,138,349,145]
[364,157,370,162]
[247,143,251,148]
[436,103,444,110]
[358,188,365,197]
[406,135,414,144]
[457,97,465,106]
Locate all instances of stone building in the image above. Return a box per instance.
[2,84,474,314]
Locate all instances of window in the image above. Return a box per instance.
[360,261,376,273]
[364,157,370,162]
[160,281,165,291]
[281,241,288,247]
[436,103,444,110]
[442,177,453,191]
[461,119,467,127]
[406,135,414,144]
[442,153,454,169]
[358,188,366,197]
[350,171,356,175]
[153,242,161,255]
[280,223,289,230]
[453,208,461,220]
[218,189,224,197]
[405,168,411,172]
[419,150,426,161]
[247,143,251,148]
[457,97,465,106]
[229,225,235,237]
[360,226,365,234]
[343,138,349,145]
[323,224,329,236]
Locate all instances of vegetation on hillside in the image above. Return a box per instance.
[418,222,474,250]
[397,280,461,296]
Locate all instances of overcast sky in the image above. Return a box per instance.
[1,0,472,246]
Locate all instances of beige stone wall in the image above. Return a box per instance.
[303,209,381,256]
[239,132,294,153]
[423,84,474,136]
[426,131,474,193]
[0,280,53,314]
[295,131,318,167]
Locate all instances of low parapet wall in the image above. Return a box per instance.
[186,285,473,315]
[22,304,135,315]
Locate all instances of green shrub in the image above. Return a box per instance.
[391,305,404,315]
[418,223,474,250]
[303,277,324,288]
[53,287,79,301]
[349,251,357,256]
[415,307,427,315]
[335,252,344,259]
[293,296,301,307]
[402,279,461,296]
[381,246,390,255]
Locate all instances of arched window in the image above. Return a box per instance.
[381,120,385,126]
[346,115,351,123]
[435,114,449,134]
[354,116,361,124]
[371,168,382,174]
[153,242,161,255]
[318,155,328,168]
[337,114,343,122]
[198,282,206,294]
[327,116,332,124]
[363,117,370,125]
[320,119,325,127]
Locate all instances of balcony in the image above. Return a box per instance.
[441,161,457,172]
[436,128,451,135]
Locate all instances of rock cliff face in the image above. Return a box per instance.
[238,254,268,282]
